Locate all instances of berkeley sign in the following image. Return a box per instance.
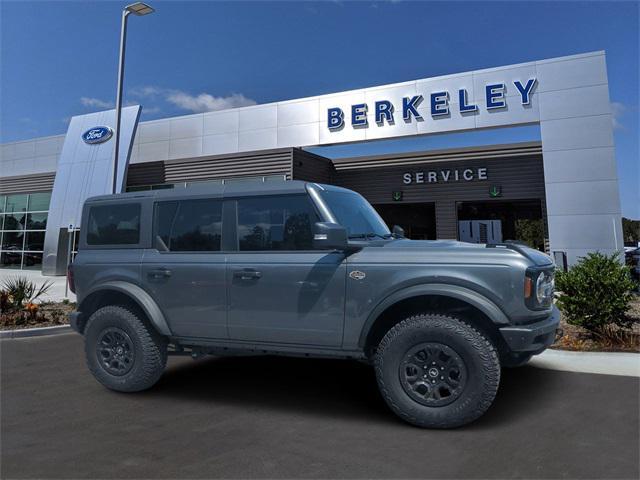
[327,78,537,130]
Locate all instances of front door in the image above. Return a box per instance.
[142,197,227,339]
[227,195,346,346]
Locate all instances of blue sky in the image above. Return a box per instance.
[1,1,638,217]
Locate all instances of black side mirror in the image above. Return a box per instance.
[313,222,348,250]
[392,225,405,238]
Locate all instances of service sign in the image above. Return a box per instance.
[403,167,488,185]
[82,126,113,144]
[327,79,537,130]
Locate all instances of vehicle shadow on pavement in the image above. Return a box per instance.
[153,355,557,428]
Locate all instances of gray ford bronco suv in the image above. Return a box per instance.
[69,180,559,428]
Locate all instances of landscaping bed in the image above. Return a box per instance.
[552,295,640,353]
[1,300,74,331]
[1,276,73,331]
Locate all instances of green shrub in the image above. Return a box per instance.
[555,252,636,333]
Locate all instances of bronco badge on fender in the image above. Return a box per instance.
[349,270,366,280]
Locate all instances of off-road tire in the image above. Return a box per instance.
[501,352,534,368]
[84,305,167,392]
[374,313,500,428]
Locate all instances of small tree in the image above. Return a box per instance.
[514,218,545,251]
[555,252,636,333]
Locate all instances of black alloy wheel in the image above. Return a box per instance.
[400,342,467,407]
[96,327,135,376]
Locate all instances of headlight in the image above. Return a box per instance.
[536,271,554,305]
[525,268,554,309]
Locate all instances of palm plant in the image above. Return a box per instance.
[1,277,54,312]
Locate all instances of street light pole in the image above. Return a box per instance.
[111,2,155,194]
[112,9,130,194]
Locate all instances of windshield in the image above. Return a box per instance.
[319,190,391,239]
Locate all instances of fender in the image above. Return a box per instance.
[81,281,172,336]
[358,283,510,348]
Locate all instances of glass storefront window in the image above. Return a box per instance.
[27,192,51,211]
[1,251,23,269]
[2,231,25,250]
[0,191,51,270]
[27,213,47,230]
[5,194,28,213]
[22,252,43,270]
[25,231,45,251]
[2,213,26,231]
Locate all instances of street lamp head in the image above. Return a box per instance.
[125,2,154,16]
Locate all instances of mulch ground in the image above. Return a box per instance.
[0,301,74,330]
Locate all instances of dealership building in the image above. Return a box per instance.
[0,51,624,275]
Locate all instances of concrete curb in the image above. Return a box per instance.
[530,349,640,377]
[0,325,72,339]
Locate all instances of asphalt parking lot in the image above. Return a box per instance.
[2,334,638,479]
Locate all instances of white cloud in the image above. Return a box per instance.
[129,85,257,114]
[611,101,625,130]
[80,97,114,109]
[165,91,256,113]
[129,85,163,98]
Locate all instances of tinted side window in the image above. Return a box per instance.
[86,204,141,245]
[154,199,222,251]
[237,195,319,251]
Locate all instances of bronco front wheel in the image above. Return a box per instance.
[374,313,500,428]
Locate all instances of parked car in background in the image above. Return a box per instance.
[625,246,640,283]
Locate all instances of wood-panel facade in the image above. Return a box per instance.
[124,142,547,243]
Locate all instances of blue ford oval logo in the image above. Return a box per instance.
[82,126,113,144]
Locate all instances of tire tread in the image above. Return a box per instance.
[84,305,167,392]
[374,313,500,428]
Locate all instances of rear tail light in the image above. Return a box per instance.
[67,264,76,294]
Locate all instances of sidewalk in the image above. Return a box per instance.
[0,269,75,303]
[531,349,640,377]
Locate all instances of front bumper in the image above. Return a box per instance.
[68,311,83,334]
[499,306,560,353]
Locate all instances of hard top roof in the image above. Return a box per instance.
[85,179,352,203]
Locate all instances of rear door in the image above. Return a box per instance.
[141,197,227,339]
[226,194,346,346]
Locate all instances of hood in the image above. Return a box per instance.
[370,239,554,266]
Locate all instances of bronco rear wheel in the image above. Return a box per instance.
[84,305,167,392]
[374,313,500,428]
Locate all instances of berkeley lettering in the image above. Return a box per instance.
[328,78,536,130]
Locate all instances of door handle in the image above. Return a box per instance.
[233,269,262,280]
[148,268,172,279]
